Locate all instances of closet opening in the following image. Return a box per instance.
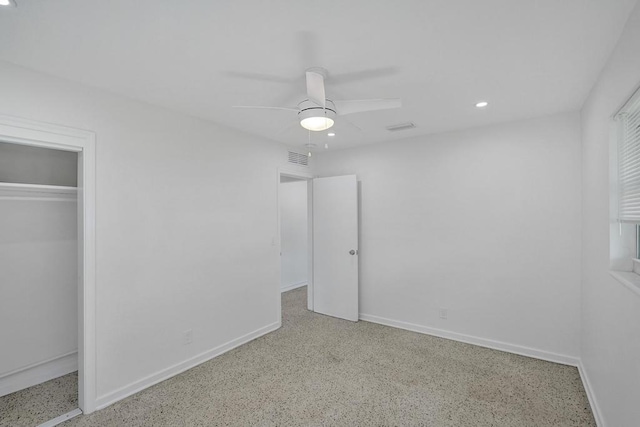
[0,114,96,424]
[0,142,81,426]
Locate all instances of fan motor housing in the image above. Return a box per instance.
[297,99,337,121]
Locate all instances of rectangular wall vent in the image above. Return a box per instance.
[287,151,309,167]
[386,122,416,132]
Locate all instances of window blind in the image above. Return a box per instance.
[618,87,640,223]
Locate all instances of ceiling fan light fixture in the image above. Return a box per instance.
[298,99,337,131]
[0,0,16,6]
[300,116,334,131]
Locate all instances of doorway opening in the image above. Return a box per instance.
[0,114,96,424]
[279,175,309,293]
[277,169,360,324]
[278,170,313,319]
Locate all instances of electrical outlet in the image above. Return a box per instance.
[439,309,448,320]
[183,329,193,345]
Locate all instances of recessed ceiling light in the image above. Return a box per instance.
[475,101,489,108]
[327,132,335,137]
[0,0,16,7]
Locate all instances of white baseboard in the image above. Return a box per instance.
[578,362,605,427]
[359,313,579,366]
[0,351,78,397]
[281,281,307,293]
[95,321,281,410]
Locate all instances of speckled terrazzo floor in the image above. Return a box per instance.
[58,286,594,426]
[0,371,78,427]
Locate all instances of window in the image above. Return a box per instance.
[637,224,640,260]
[617,88,640,225]
[611,85,640,276]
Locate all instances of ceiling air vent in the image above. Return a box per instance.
[287,151,309,167]
[386,122,416,132]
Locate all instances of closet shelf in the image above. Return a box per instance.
[0,182,78,200]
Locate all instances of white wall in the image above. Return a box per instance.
[279,180,308,291]
[315,113,582,361]
[0,60,287,405]
[580,2,640,425]
[0,190,77,394]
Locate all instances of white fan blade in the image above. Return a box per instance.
[275,120,299,135]
[330,67,399,85]
[334,98,401,115]
[306,71,326,108]
[342,116,363,132]
[232,105,299,112]
[225,71,294,84]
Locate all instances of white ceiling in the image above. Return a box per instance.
[0,0,636,151]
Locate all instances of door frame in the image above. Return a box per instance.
[0,114,97,414]
[277,167,314,314]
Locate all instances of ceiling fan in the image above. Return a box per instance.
[233,67,401,132]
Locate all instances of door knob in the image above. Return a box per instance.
[349,250,356,255]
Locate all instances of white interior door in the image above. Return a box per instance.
[313,175,359,321]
